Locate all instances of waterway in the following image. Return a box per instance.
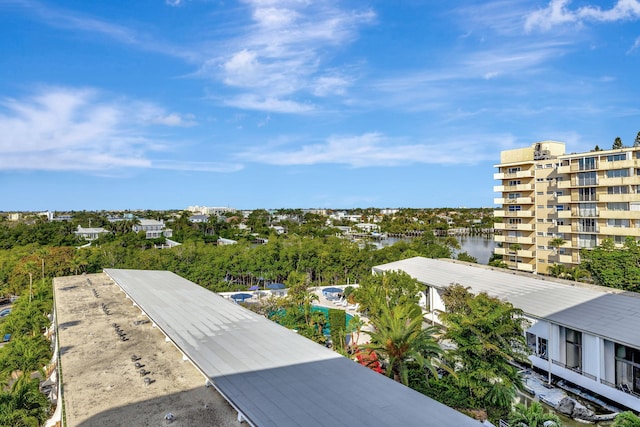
[376,234,496,265]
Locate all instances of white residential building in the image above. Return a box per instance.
[374,257,640,412]
[132,219,173,239]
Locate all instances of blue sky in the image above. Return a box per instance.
[1,0,640,211]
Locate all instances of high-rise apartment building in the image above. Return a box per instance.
[494,141,640,274]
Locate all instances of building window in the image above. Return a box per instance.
[578,234,597,248]
[507,167,521,173]
[607,169,630,178]
[556,191,563,196]
[615,344,640,394]
[609,186,629,194]
[565,328,582,371]
[607,153,627,162]
[608,202,629,211]
[607,219,630,228]
[578,218,597,232]
[537,191,544,195]
[577,171,597,186]
[578,187,596,201]
[615,235,626,245]
[508,205,522,212]
[556,205,565,211]
[508,193,521,200]
[508,180,521,186]
[538,337,548,360]
[526,333,537,353]
[578,157,596,170]
[578,203,597,216]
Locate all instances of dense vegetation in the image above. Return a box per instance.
[6,208,619,425]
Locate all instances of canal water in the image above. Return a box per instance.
[378,235,496,265]
[456,235,496,265]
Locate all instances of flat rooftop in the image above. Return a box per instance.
[103,268,479,427]
[373,257,640,349]
[53,273,239,427]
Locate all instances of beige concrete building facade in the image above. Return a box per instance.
[494,141,640,274]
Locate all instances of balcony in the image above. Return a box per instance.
[599,176,640,187]
[494,170,534,180]
[558,210,572,218]
[598,159,636,170]
[494,197,533,205]
[516,262,535,272]
[600,227,640,237]
[493,183,534,192]
[557,180,571,189]
[494,223,534,231]
[599,210,640,219]
[494,235,534,245]
[557,254,575,264]
[598,193,640,203]
[558,225,572,233]
[557,195,571,204]
[494,248,534,258]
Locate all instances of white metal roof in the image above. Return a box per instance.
[373,257,640,349]
[104,268,479,427]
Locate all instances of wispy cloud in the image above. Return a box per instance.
[525,0,640,32]
[0,87,239,173]
[197,0,375,113]
[236,132,511,167]
[5,0,198,61]
[628,36,640,53]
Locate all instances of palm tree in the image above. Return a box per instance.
[0,335,51,378]
[347,314,364,347]
[0,376,50,426]
[509,401,561,427]
[364,303,443,386]
[612,411,640,427]
[549,238,566,255]
[547,263,566,278]
[510,243,522,264]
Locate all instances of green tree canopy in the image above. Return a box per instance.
[434,284,530,422]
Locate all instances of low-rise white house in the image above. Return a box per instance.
[74,225,109,241]
[217,238,237,246]
[374,257,640,412]
[354,223,380,233]
[132,219,172,239]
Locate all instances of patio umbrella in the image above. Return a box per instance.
[322,287,343,294]
[248,285,259,291]
[230,293,253,302]
[266,283,285,290]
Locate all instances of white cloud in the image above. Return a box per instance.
[236,132,506,167]
[628,36,640,53]
[9,0,197,61]
[525,0,640,32]
[199,1,375,113]
[0,87,226,172]
[224,94,314,113]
